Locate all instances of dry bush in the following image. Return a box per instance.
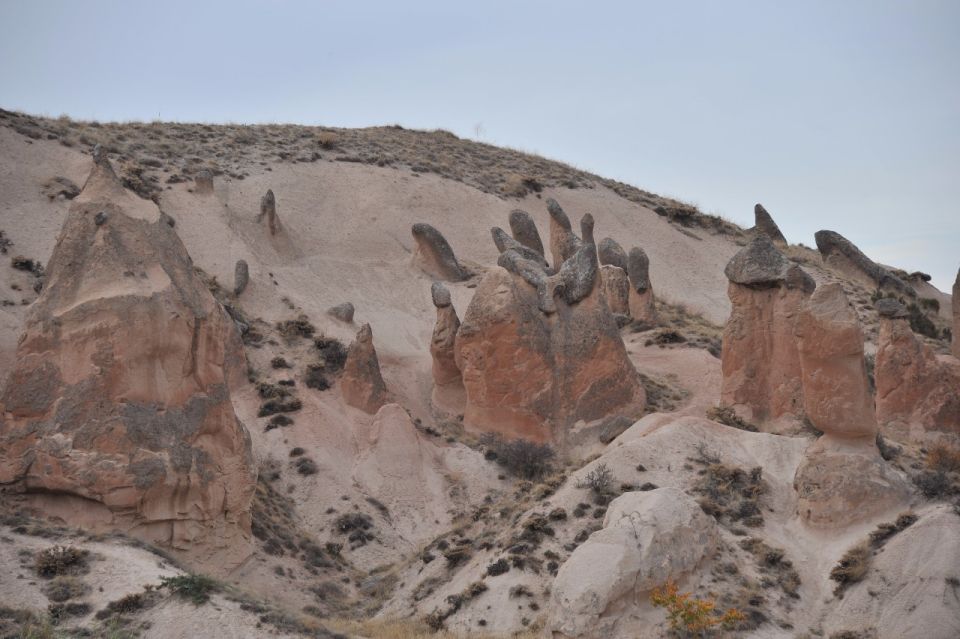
[738,537,801,598]
[34,545,89,578]
[650,580,745,634]
[829,542,871,596]
[316,131,338,149]
[691,459,766,528]
[481,434,555,480]
[575,462,613,496]
[42,576,89,602]
[160,574,221,605]
[706,406,758,432]
[868,512,917,548]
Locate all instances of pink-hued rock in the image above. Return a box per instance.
[600,264,630,316]
[875,300,960,437]
[0,156,255,565]
[721,235,814,425]
[341,323,388,414]
[454,267,644,444]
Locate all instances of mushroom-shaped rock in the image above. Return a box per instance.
[597,237,628,271]
[234,259,249,295]
[0,155,255,565]
[600,265,630,316]
[626,246,657,324]
[327,302,355,323]
[815,230,911,295]
[258,189,280,235]
[454,266,644,443]
[490,227,548,268]
[431,280,452,307]
[341,323,388,414]
[793,284,909,527]
[548,487,718,638]
[194,169,214,194]
[508,209,544,257]
[411,223,469,282]
[546,198,582,270]
[430,283,462,387]
[875,298,960,436]
[721,235,814,426]
[753,203,787,246]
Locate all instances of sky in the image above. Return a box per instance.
[1,0,957,290]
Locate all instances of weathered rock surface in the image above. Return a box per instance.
[454,266,643,443]
[233,259,249,296]
[326,301,355,323]
[194,169,214,194]
[721,235,814,425]
[794,283,909,527]
[875,299,960,436]
[411,223,469,282]
[598,237,628,271]
[546,198,582,270]
[429,284,461,387]
[815,230,911,295]
[490,226,548,268]
[0,156,255,562]
[341,323,388,413]
[554,214,599,306]
[548,488,718,639]
[752,203,787,246]
[626,247,656,324]
[258,189,280,235]
[953,267,960,359]
[508,208,544,257]
[600,265,630,316]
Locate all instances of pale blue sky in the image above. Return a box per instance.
[1,0,957,289]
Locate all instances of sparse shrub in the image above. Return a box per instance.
[305,363,330,390]
[314,337,348,372]
[486,558,510,577]
[316,131,338,149]
[830,543,871,596]
[160,574,220,605]
[906,302,938,339]
[650,580,745,634]
[0,230,12,254]
[258,397,303,417]
[706,406,758,432]
[289,447,305,457]
[295,457,318,476]
[576,463,613,496]
[277,315,316,342]
[34,545,89,578]
[738,538,801,598]
[94,592,149,619]
[868,512,917,548]
[42,576,88,602]
[691,463,765,527]
[480,433,555,480]
[270,356,291,369]
[11,255,43,277]
[265,414,294,431]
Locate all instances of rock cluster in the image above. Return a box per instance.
[341,323,388,414]
[720,235,814,425]
[411,223,469,281]
[452,200,643,443]
[0,156,256,561]
[548,487,718,638]
[793,284,908,527]
[815,230,911,295]
[875,298,960,436]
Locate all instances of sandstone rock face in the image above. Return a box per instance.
[326,301,355,323]
[815,230,911,295]
[794,283,909,527]
[875,299,960,436]
[454,267,643,443]
[233,259,249,296]
[626,247,657,324]
[600,265,630,316]
[953,268,960,359]
[721,235,814,425]
[548,488,718,639]
[547,198,582,270]
[411,223,469,282]
[258,189,280,235]
[598,237,628,271]
[0,157,255,562]
[753,203,787,246]
[194,169,214,194]
[508,209,544,257]
[341,323,388,413]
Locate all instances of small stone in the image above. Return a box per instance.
[327,302,355,323]
[94,211,107,226]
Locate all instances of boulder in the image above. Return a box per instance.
[0,156,255,564]
[327,302,355,323]
[794,283,909,527]
[548,488,718,639]
[875,299,960,436]
[341,323,388,414]
[598,237,628,272]
[601,265,630,316]
[508,208,544,257]
[258,189,280,235]
[814,230,911,295]
[454,266,644,443]
[752,203,787,246]
[194,169,214,194]
[411,223,469,282]
[233,259,249,296]
[626,247,657,324]
[721,235,814,425]
[546,198,582,270]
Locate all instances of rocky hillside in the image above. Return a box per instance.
[0,110,957,639]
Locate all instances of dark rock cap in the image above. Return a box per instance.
[598,237,628,271]
[875,297,909,319]
[431,281,452,308]
[754,203,787,245]
[411,222,469,282]
[724,234,791,287]
[508,209,544,257]
[627,246,651,293]
[814,230,912,296]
